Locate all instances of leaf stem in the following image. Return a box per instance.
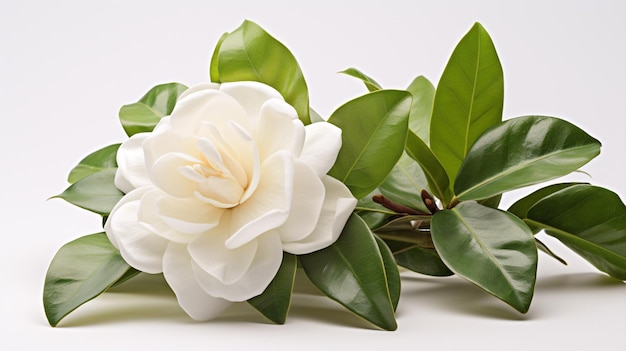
[372,194,430,215]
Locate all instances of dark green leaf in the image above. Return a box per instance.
[525,185,626,280]
[355,190,394,229]
[119,82,188,136]
[374,236,401,311]
[209,32,228,82]
[535,238,568,265]
[300,214,397,330]
[339,67,382,92]
[385,240,454,277]
[406,75,435,144]
[478,194,502,209]
[248,252,297,324]
[111,267,142,287]
[405,130,452,206]
[431,201,537,313]
[379,152,429,214]
[43,233,133,326]
[328,90,411,199]
[508,182,586,219]
[455,116,601,201]
[67,144,120,184]
[52,169,123,215]
[217,20,311,124]
[430,23,504,187]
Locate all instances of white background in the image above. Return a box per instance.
[1,1,625,350]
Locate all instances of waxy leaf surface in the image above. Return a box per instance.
[67,144,120,184]
[379,152,429,213]
[340,67,382,92]
[455,116,601,200]
[385,240,453,277]
[430,23,504,187]
[54,169,123,215]
[525,185,626,280]
[119,82,188,136]
[405,130,452,205]
[431,202,537,312]
[248,252,297,324]
[300,214,397,330]
[406,75,435,144]
[328,90,411,199]
[216,20,310,124]
[44,233,132,326]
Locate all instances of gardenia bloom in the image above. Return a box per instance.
[105,81,357,320]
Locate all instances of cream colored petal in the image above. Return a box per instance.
[277,160,325,243]
[299,122,343,177]
[282,176,357,255]
[115,132,151,193]
[188,212,258,285]
[104,187,168,273]
[150,152,201,198]
[192,230,283,301]
[219,81,283,122]
[162,242,232,320]
[225,151,293,249]
[177,83,219,101]
[254,98,301,161]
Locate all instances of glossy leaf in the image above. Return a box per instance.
[374,236,401,311]
[406,75,435,144]
[209,32,228,82]
[44,233,133,326]
[508,182,585,220]
[405,130,452,205]
[430,23,504,186]
[67,144,120,184]
[525,185,626,280]
[455,116,601,201]
[478,194,502,209]
[385,240,453,277]
[248,252,297,324]
[119,82,188,136]
[379,152,429,213]
[328,90,411,199]
[53,169,123,215]
[431,201,537,313]
[216,20,311,124]
[535,238,568,265]
[340,67,382,92]
[355,190,394,229]
[300,214,397,330]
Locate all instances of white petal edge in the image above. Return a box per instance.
[282,175,357,255]
[115,133,152,193]
[105,187,168,273]
[219,81,284,122]
[163,242,232,320]
[298,122,343,177]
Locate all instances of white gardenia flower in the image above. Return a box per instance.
[105,81,357,320]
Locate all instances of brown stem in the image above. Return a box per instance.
[372,194,429,215]
[421,190,440,214]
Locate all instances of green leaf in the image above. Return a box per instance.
[455,116,601,201]
[535,238,568,265]
[248,252,297,324]
[404,130,452,205]
[52,169,123,215]
[43,233,133,326]
[300,214,397,330]
[406,75,435,144]
[67,144,120,184]
[217,20,311,124]
[210,32,228,82]
[119,82,188,136]
[525,185,626,280]
[431,201,537,313]
[339,67,382,92]
[385,240,454,277]
[478,194,502,209]
[430,22,504,187]
[379,152,429,214]
[374,236,401,311]
[328,90,411,199]
[355,190,394,229]
[508,182,586,220]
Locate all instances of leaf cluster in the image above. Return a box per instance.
[44,21,626,330]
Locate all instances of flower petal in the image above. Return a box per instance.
[105,187,168,273]
[192,230,283,301]
[299,122,343,177]
[277,160,325,243]
[115,133,151,193]
[254,98,302,160]
[282,175,357,255]
[219,81,283,122]
[151,152,201,198]
[163,242,232,320]
[226,151,293,249]
[177,83,220,101]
